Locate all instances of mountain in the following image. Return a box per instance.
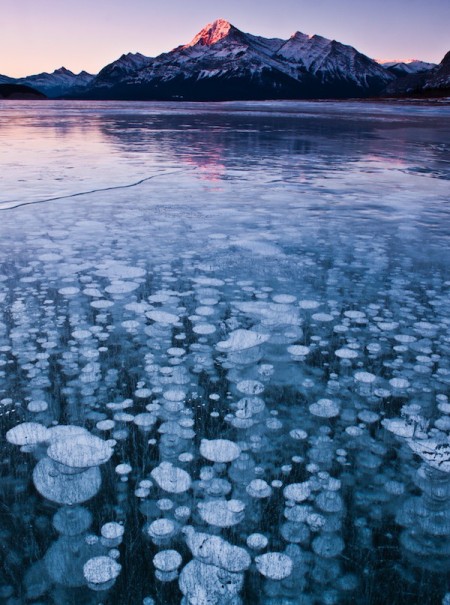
[81,18,395,100]
[94,52,151,87]
[0,84,46,100]
[379,59,436,77]
[16,67,94,97]
[383,51,450,96]
[0,74,15,84]
[423,50,450,91]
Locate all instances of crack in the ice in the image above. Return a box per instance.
[0,168,192,212]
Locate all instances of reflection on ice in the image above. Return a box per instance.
[0,101,450,604]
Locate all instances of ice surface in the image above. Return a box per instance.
[1,100,450,605]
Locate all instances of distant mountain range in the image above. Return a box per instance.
[383,50,450,96]
[1,19,448,101]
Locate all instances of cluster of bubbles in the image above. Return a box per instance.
[0,180,449,605]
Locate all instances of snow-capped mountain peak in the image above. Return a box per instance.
[377,59,437,76]
[184,19,238,47]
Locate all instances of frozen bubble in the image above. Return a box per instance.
[105,281,139,294]
[167,347,186,357]
[174,506,191,522]
[309,399,340,419]
[183,527,251,572]
[120,319,141,330]
[58,286,80,296]
[335,348,358,360]
[47,433,113,469]
[377,322,399,331]
[198,499,245,528]
[299,300,320,310]
[384,480,405,496]
[216,329,270,352]
[91,300,114,309]
[153,549,182,572]
[315,491,344,514]
[236,397,266,416]
[281,521,310,544]
[255,552,293,580]
[273,294,296,303]
[83,556,121,585]
[163,389,186,402]
[146,310,179,325]
[358,410,379,424]
[195,306,215,316]
[134,413,157,429]
[151,462,192,494]
[246,479,272,499]
[312,313,334,322]
[283,482,311,503]
[48,425,90,443]
[407,438,450,473]
[354,371,376,384]
[53,506,92,536]
[33,457,101,505]
[389,377,410,389]
[200,439,241,463]
[346,426,365,437]
[179,560,243,602]
[192,323,216,335]
[436,416,450,431]
[113,412,134,423]
[192,277,225,286]
[290,428,308,440]
[101,522,124,541]
[147,518,177,541]
[344,310,366,320]
[247,533,269,550]
[96,419,115,432]
[157,498,174,511]
[381,417,415,438]
[374,388,391,399]
[135,388,152,399]
[115,463,132,475]
[312,533,344,558]
[6,422,51,446]
[287,345,310,356]
[236,380,265,396]
[97,263,146,280]
[72,329,93,340]
[27,400,48,413]
[394,334,416,344]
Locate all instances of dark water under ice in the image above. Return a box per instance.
[0,100,450,605]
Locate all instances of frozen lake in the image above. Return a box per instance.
[0,100,450,605]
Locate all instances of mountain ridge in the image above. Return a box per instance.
[79,19,394,101]
[2,19,447,100]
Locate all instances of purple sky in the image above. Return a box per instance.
[2,0,449,77]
